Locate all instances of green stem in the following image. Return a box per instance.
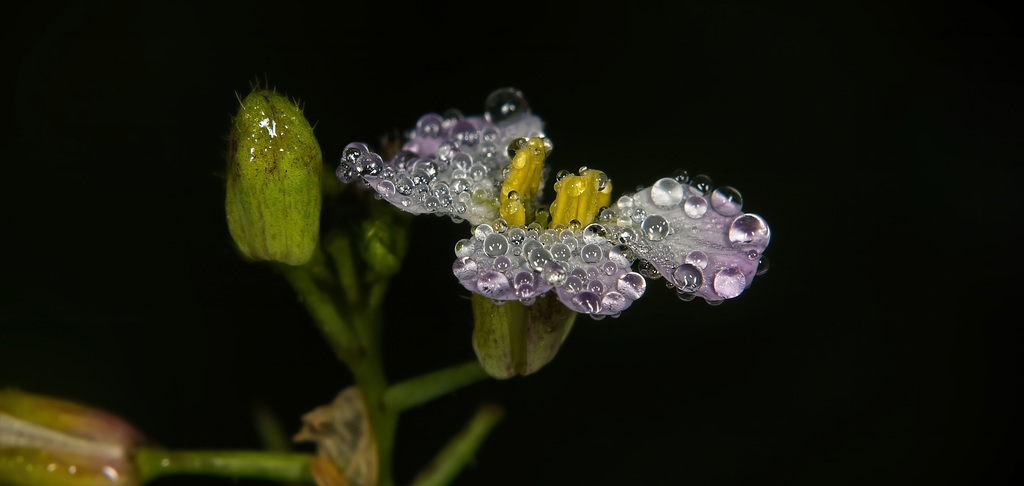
[409,404,505,486]
[383,361,490,413]
[135,447,314,484]
[277,263,361,363]
[324,232,362,307]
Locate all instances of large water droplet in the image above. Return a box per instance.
[672,264,703,293]
[601,292,628,313]
[728,213,771,249]
[713,267,746,298]
[691,174,712,195]
[582,223,608,243]
[484,233,510,257]
[452,120,479,146]
[508,227,526,245]
[641,214,670,241]
[616,272,647,300]
[710,186,743,216]
[485,87,529,124]
[454,239,474,258]
[477,271,511,298]
[550,242,572,261]
[453,257,478,279]
[513,271,534,289]
[684,250,708,269]
[493,255,512,272]
[572,291,602,314]
[415,113,444,138]
[580,243,602,264]
[683,196,708,218]
[527,247,554,271]
[542,261,567,285]
[651,177,684,208]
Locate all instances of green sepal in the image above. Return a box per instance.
[470,294,577,379]
[225,88,322,266]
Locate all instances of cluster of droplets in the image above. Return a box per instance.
[453,218,646,318]
[336,88,546,226]
[596,171,771,304]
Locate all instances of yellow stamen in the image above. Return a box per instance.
[548,168,612,227]
[499,138,547,226]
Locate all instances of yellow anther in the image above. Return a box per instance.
[548,168,612,227]
[499,138,547,226]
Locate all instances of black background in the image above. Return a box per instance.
[2,1,1021,484]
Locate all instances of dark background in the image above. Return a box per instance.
[2,0,1020,484]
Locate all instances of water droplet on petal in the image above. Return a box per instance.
[728,213,771,249]
[601,292,628,313]
[672,264,703,293]
[650,177,684,208]
[527,247,554,271]
[484,87,530,124]
[572,291,602,314]
[641,214,670,240]
[616,272,647,299]
[711,186,743,215]
[550,242,572,261]
[493,255,512,272]
[477,271,511,298]
[580,243,602,263]
[683,196,708,218]
[684,250,708,269]
[542,261,567,285]
[455,238,474,258]
[756,256,771,275]
[416,113,444,138]
[713,267,746,298]
[691,174,712,195]
[508,227,526,245]
[506,137,527,159]
[453,257,478,279]
[484,233,510,257]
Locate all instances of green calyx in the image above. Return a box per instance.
[470,294,578,379]
[225,88,322,266]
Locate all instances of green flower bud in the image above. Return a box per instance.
[471,294,578,379]
[226,88,322,266]
[0,389,146,486]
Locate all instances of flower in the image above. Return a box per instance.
[335,88,771,319]
[0,389,146,486]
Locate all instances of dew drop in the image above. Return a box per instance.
[616,272,647,300]
[484,233,510,257]
[455,238,474,258]
[453,257,478,279]
[601,292,628,313]
[684,250,708,269]
[542,261,567,285]
[582,223,608,243]
[588,280,604,294]
[710,186,743,216]
[511,271,533,289]
[683,196,708,218]
[641,214,670,241]
[477,271,511,298]
[672,264,703,293]
[563,275,584,294]
[691,174,712,195]
[572,291,602,314]
[672,169,690,184]
[506,137,527,159]
[550,242,572,261]
[527,247,554,271]
[602,261,618,275]
[650,177,684,208]
[508,227,526,245]
[376,180,396,197]
[492,218,509,233]
[580,243,602,263]
[415,113,444,138]
[484,87,529,124]
[494,255,512,272]
[756,256,771,275]
[728,213,771,249]
[395,175,413,196]
[713,267,747,298]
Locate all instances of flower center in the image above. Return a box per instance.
[548,167,612,228]
[499,138,548,226]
